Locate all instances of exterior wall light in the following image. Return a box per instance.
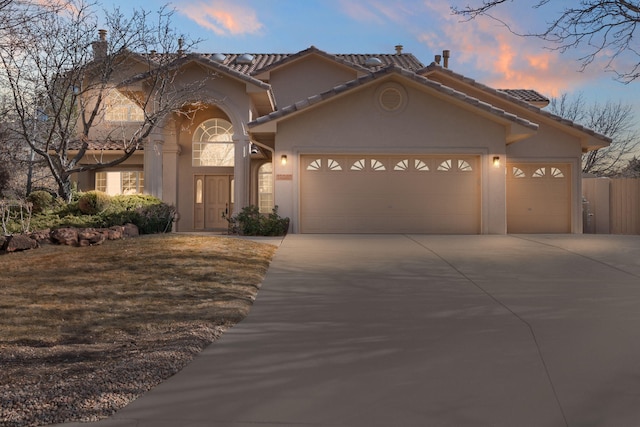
[493,156,501,167]
[281,155,288,166]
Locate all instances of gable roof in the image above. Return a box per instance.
[249,64,538,143]
[420,64,611,150]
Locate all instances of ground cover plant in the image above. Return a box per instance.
[0,234,277,426]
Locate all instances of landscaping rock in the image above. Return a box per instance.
[50,227,79,246]
[49,224,139,247]
[123,223,139,238]
[78,228,107,247]
[107,226,124,240]
[29,229,52,244]
[3,234,39,252]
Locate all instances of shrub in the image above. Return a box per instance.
[99,194,176,234]
[27,190,58,214]
[134,203,177,234]
[77,191,111,215]
[21,193,176,234]
[225,205,289,236]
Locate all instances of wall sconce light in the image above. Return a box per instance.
[281,155,288,166]
[493,156,501,167]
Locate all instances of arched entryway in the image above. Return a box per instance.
[192,118,235,230]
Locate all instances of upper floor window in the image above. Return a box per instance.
[105,90,144,122]
[192,118,234,167]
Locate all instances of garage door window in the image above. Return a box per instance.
[437,159,473,172]
[532,167,565,178]
[306,158,343,171]
[512,167,525,178]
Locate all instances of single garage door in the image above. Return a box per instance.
[507,163,571,233]
[300,155,480,233]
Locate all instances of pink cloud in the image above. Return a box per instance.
[419,0,601,97]
[178,1,263,36]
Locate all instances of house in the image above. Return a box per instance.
[74,40,611,234]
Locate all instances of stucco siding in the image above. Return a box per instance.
[269,56,359,108]
[273,78,511,233]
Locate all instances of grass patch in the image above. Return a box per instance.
[0,234,277,426]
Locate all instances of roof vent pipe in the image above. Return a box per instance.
[395,44,403,54]
[178,38,184,55]
[443,50,450,68]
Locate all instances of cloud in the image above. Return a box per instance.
[338,0,416,26]
[418,0,601,97]
[178,1,264,37]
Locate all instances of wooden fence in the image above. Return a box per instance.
[583,178,640,234]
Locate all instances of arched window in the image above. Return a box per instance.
[192,118,234,166]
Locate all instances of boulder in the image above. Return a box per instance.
[3,234,39,252]
[77,228,107,246]
[29,229,52,244]
[107,226,124,240]
[50,228,79,246]
[123,223,139,238]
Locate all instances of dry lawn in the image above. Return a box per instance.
[0,234,277,426]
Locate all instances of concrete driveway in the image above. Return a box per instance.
[58,234,640,427]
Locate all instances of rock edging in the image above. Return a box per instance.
[1,224,139,253]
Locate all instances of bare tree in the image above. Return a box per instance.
[0,0,208,200]
[548,93,640,175]
[451,1,640,82]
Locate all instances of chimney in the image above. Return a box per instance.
[443,50,450,68]
[395,44,403,54]
[434,54,441,65]
[178,38,184,55]
[92,29,107,60]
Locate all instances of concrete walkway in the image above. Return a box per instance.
[56,234,640,427]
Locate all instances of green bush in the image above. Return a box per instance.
[27,190,60,214]
[77,191,112,215]
[225,205,289,236]
[99,194,176,233]
[20,194,176,234]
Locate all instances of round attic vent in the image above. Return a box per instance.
[212,53,226,63]
[365,57,383,67]
[236,54,254,65]
[380,87,403,111]
[375,82,407,113]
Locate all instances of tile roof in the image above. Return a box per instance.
[145,47,425,76]
[498,89,549,104]
[249,64,538,133]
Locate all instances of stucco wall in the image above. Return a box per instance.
[273,76,510,233]
[269,56,359,108]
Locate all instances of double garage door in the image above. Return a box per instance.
[300,155,480,234]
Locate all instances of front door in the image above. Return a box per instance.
[194,175,232,230]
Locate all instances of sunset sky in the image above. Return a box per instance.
[105,0,640,119]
